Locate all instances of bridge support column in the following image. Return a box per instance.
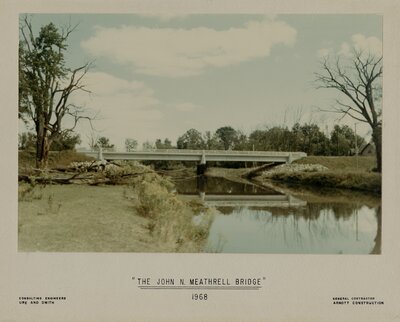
[287,153,293,164]
[197,163,207,175]
[200,150,206,165]
[197,150,207,175]
[98,147,104,162]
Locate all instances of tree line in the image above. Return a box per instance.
[19,122,367,157]
[137,123,366,157]
[18,17,382,171]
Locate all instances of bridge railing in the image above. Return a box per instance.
[84,148,307,164]
[89,148,306,156]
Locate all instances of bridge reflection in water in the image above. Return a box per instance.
[174,176,381,254]
[179,175,307,208]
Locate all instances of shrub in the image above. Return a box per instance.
[130,172,213,252]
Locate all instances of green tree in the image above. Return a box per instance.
[19,16,92,168]
[51,132,81,151]
[215,126,237,150]
[265,126,292,151]
[177,129,205,149]
[155,138,173,149]
[19,131,81,151]
[142,141,155,150]
[125,138,138,152]
[18,132,36,150]
[248,129,270,151]
[330,125,365,156]
[299,123,330,155]
[248,126,291,152]
[290,123,304,152]
[315,50,382,171]
[232,130,249,151]
[203,131,223,150]
[95,137,115,151]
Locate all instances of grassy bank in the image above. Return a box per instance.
[18,165,213,252]
[266,170,381,193]
[19,150,94,170]
[294,155,376,172]
[260,156,381,194]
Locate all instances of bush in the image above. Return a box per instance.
[130,172,213,252]
[19,150,94,169]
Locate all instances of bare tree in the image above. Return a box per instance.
[19,16,93,168]
[315,50,382,172]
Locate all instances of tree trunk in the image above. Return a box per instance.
[36,122,50,169]
[372,125,382,173]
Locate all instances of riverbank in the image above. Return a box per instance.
[18,164,213,252]
[204,156,380,194]
[258,156,381,194]
[259,169,381,193]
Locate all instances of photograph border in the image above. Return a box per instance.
[1,1,399,321]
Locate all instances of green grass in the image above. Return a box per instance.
[269,170,381,193]
[18,166,214,252]
[18,184,157,252]
[19,150,94,170]
[257,156,381,193]
[294,156,376,172]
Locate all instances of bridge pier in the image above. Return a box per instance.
[197,163,207,175]
[197,150,207,175]
[196,175,207,192]
[287,153,293,164]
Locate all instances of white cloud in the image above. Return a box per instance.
[316,47,332,58]
[351,34,382,56]
[318,34,382,59]
[174,102,199,112]
[81,72,159,108]
[81,18,297,77]
[70,72,163,148]
[337,42,350,57]
[136,13,188,21]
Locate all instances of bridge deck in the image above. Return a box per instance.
[84,149,307,163]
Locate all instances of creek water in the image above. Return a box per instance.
[174,175,381,254]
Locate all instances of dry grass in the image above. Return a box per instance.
[258,156,381,193]
[129,172,214,252]
[18,167,214,252]
[19,150,94,170]
[294,156,376,172]
[268,170,381,193]
[18,184,159,252]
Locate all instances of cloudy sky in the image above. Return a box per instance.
[22,14,382,150]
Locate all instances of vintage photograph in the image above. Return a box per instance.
[18,13,382,254]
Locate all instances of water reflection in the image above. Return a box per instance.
[174,175,381,254]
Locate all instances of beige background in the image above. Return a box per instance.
[1,1,399,321]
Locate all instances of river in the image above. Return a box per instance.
[173,175,381,254]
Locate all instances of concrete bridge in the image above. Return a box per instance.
[84,149,307,165]
[181,193,307,208]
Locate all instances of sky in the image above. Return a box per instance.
[20,14,382,150]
